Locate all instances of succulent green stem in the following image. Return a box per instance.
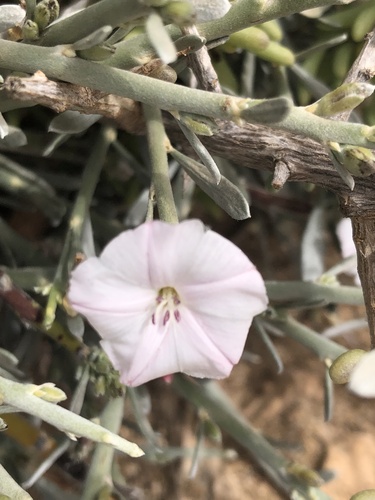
[44,126,115,328]
[268,315,347,360]
[266,280,364,306]
[173,376,332,499]
[0,463,32,499]
[38,0,148,46]
[82,396,125,500]
[0,376,143,457]
[1,40,374,149]
[143,104,178,223]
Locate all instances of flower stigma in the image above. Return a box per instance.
[152,286,181,326]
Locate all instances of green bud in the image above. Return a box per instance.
[258,20,283,42]
[78,44,116,62]
[351,3,375,42]
[341,146,375,177]
[179,113,218,136]
[363,125,375,142]
[22,19,39,40]
[160,1,195,25]
[226,26,270,53]
[329,349,366,384]
[350,490,375,500]
[33,2,50,30]
[29,382,67,403]
[33,0,60,31]
[308,82,374,118]
[285,462,324,487]
[226,27,294,66]
[0,417,7,431]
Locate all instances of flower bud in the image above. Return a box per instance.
[179,113,217,136]
[307,82,374,118]
[257,20,283,42]
[329,349,366,384]
[29,382,67,403]
[22,19,39,40]
[341,146,375,177]
[160,1,195,25]
[33,0,59,31]
[226,27,294,66]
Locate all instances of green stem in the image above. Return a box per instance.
[82,397,125,500]
[0,463,32,499]
[172,376,331,499]
[200,0,347,41]
[108,0,351,68]
[143,104,178,223]
[0,376,142,457]
[1,40,374,148]
[44,126,115,327]
[38,0,148,46]
[266,280,364,306]
[268,316,347,360]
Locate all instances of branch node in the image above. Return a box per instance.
[272,160,290,190]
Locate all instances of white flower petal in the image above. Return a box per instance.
[336,218,360,285]
[0,113,9,140]
[99,225,154,288]
[336,218,356,260]
[68,220,268,386]
[69,257,155,315]
[349,350,375,398]
[105,307,234,387]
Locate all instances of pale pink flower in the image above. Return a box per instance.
[336,218,360,286]
[68,220,268,387]
[349,350,375,398]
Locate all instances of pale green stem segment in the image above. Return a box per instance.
[143,104,178,224]
[0,462,32,500]
[25,0,36,21]
[82,396,126,500]
[173,376,332,499]
[44,126,116,328]
[0,40,374,149]
[0,376,143,457]
[267,315,347,360]
[108,0,353,68]
[38,0,149,46]
[266,280,364,306]
[200,0,351,41]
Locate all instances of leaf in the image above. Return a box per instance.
[170,148,250,220]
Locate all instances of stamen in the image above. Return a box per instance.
[152,286,182,326]
[163,310,170,325]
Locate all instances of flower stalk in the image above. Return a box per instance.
[142,103,178,224]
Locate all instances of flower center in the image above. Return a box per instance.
[152,286,181,326]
